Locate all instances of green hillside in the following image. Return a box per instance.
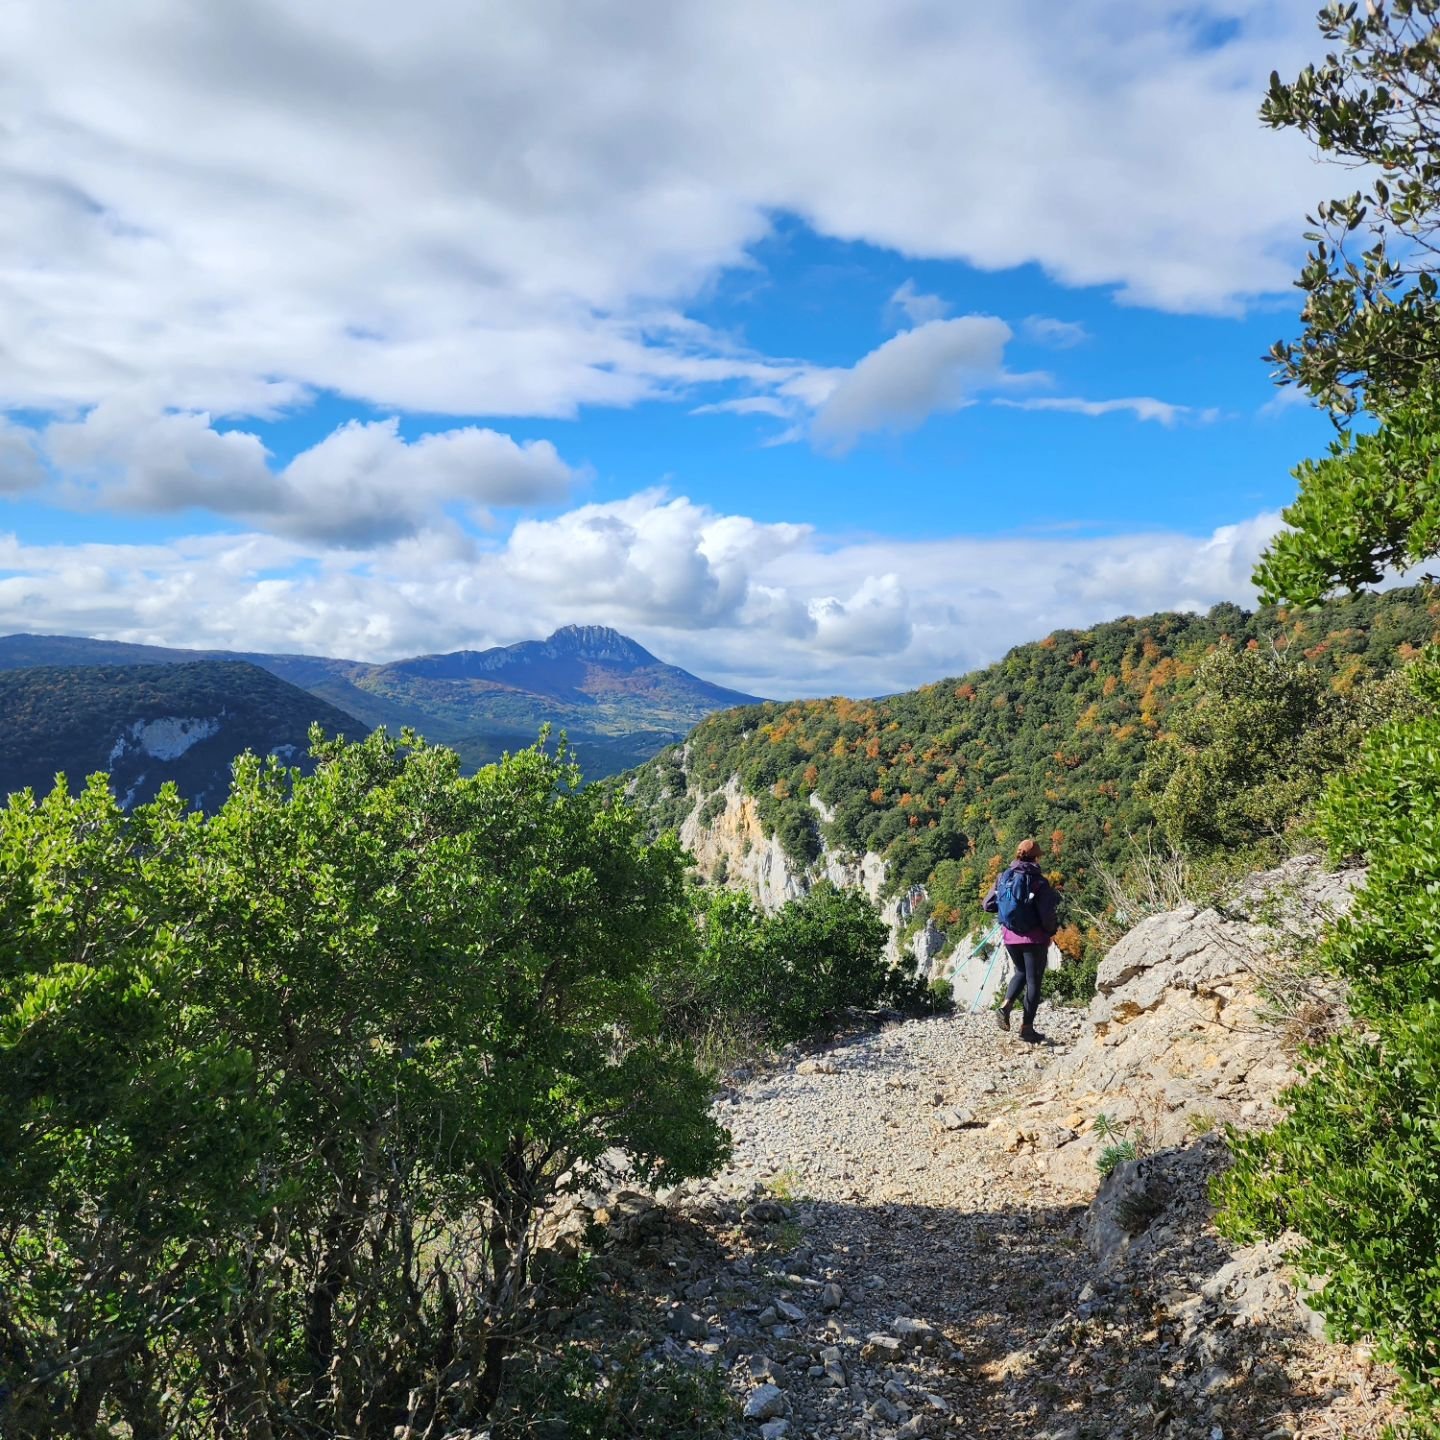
[629,586,1438,956]
[0,661,360,810]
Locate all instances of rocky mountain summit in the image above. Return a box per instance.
[0,625,756,777]
[399,625,659,676]
[535,858,1398,1438]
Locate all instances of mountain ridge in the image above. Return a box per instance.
[0,625,760,778]
[625,584,1440,983]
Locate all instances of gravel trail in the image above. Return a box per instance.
[705,1008,1088,1439]
[560,1001,1398,1439]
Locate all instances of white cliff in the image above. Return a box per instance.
[678,772,1006,988]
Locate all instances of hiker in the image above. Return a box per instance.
[982,838,1060,1043]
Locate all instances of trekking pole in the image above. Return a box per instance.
[969,922,1004,1013]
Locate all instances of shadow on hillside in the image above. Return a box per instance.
[780,1165,1369,1440]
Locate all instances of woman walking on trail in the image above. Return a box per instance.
[983,838,1060,1044]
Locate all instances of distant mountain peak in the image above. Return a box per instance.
[0,626,762,780]
[541,625,655,665]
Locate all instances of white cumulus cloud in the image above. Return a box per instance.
[0,491,1292,698]
[0,1,1328,427]
[27,406,581,547]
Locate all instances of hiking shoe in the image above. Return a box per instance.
[995,1008,1010,1033]
[1018,1025,1044,1044]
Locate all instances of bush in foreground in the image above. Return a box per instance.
[0,730,728,1438]
[1216,656,1440,1432]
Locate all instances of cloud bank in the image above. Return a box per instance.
[0,491,1286,697]
[0,1,1322,424]
[9,407,581,546]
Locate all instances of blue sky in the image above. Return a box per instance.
[0,1,1353,695]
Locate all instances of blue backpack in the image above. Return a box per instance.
[996,865,1040,933]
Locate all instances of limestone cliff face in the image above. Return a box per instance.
[678,772,1073,1003]
[679,777,809,911]
[677,775,898,923]
[682,771,1008,984]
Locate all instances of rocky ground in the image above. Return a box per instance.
[541,860,1401,1438]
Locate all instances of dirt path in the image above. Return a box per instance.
[566,1005,1400,1439]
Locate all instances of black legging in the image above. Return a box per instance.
[1003,943,1048,1027]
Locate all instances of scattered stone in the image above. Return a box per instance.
[666,1307,708,1341]
[743,1383,787,1421]
[759,1422,790,1440]
[743,1200,790,1225]
[937,1106,980,1130]
[795,1058,837,1076]
[819,1281,843,1310]
[891,1316,938,1352]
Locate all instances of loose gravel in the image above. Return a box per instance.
[552,1004,1399,1440]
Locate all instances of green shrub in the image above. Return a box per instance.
[1047,950,1099,1005]
[0,731,728,1438]
[492,1343,738,1438]
[1140,645,1398,852]
[1216,655,1440,1433]
[1093,1113,1147,1180]
[698,792,727,827]
[659,884,938,1052]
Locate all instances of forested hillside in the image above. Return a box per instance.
[630,586,1438,958]
[0,661,359,809]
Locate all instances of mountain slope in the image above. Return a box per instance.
[0,661,361,810]
[0,626,759,778]
[627,586,1438,972]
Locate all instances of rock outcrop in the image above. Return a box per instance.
[1043,853,1359,1167]
[678,774,890,915]
[678,772,1033,999]
[678,772,1070,1008]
